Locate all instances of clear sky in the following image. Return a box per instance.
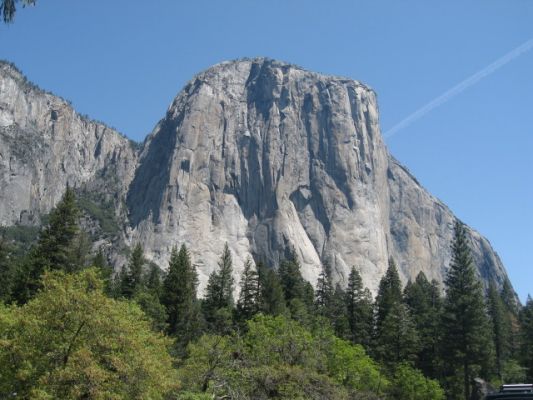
[1,1,531,302]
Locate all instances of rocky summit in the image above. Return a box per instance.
[0,58,509,294]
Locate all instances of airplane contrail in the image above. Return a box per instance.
[384,37,533,138]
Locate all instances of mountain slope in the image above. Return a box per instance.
[0,58,510,295]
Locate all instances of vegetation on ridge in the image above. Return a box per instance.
[0,188,531,399]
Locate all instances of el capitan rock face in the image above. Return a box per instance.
[0,58,509,295]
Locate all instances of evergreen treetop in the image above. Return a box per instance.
[441,221,493,400]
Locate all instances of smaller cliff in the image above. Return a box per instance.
[0,61,137,228]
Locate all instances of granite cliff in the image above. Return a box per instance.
[0,58,509,294]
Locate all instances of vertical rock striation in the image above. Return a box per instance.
[0,58,511,296]
[126,58,508,294]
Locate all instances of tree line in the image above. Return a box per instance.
[0,188,532,399]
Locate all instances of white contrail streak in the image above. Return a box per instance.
[384,37,533,138]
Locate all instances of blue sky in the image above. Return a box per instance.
[1,0,531,301]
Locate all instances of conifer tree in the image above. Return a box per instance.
[92,248,111,278]
[501,279,519,316]
[487,282,512,381]
[146,261,163,298]
[500,278,521,360]
[161,244,202,346]
[0,236,14,302]
[403,272,443,378]
[34,186,80,273]
[375,258,403,335]
[441,221,493,400]
[15,187,81,302]
[278,257,306,304]
[374,301,420,369]
[278,254,314,323]
[257,262,286,316]
[330,283,350,339]
[120,243,145,298]
[315,262,334,317]
[519,295,533,381]
[345,266,373,347]
[203,243,235,332]
[92,248,113,294]
[236,258,260,322]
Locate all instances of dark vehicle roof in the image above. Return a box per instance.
[485,395,533,399]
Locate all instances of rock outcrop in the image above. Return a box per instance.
[0,58,510,295]
[0,61,137,228]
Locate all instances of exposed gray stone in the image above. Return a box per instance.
[0,58,513,297]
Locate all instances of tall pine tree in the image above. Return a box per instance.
[487,282,512,381]
[203,243,235,332]
[374,301,420,369]
[236,258,261,323]
[257,261,286,316]
[278,253,314,323]
[0,236,14,302]
[314,262,334,317]
[119,243,145,298]
[374,258,403,335]
[404,272,443,379]
[15,187,81,302]
[519,295,533,381]
[345,266,373,347]
[441,221,493,400]
[162,244,202,353]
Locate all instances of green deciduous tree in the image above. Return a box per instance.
[327,336,388,394]
[178,314,388,400]
[0,269,178,399]
[389,363,445,400]
[440,221,493,400]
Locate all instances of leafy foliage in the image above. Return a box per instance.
[389,363,445,400]
[0,269,178,399]
[178,314,390,400]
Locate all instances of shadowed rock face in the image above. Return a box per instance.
[0,58,510,295]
